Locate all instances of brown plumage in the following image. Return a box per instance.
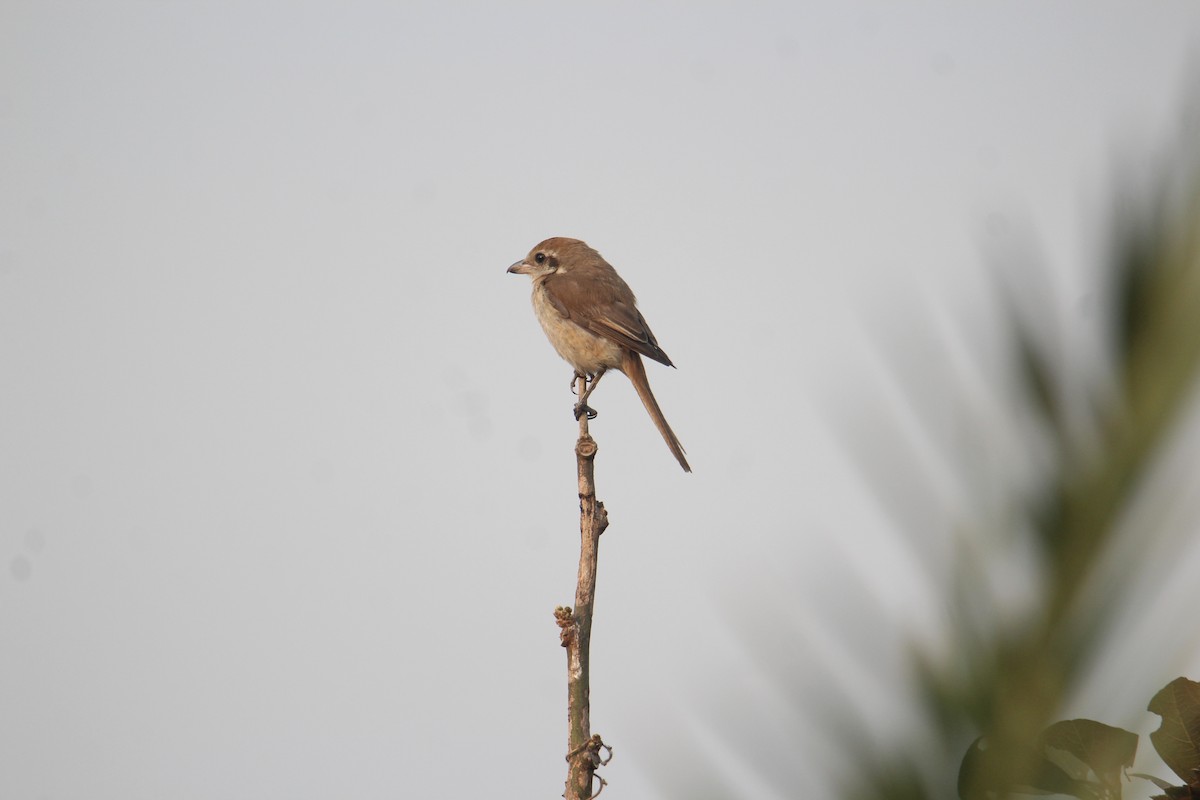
[508,237,690,472]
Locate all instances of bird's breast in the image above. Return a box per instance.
[531,284,623,374]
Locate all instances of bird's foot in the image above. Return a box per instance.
[568,371,592,398]
[573,402,598,421]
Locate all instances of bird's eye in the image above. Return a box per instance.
[535,252,546,264]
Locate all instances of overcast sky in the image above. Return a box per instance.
[3,3,1200,799]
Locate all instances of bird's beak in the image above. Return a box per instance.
[507,260,532,275]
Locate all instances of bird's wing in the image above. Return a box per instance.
[543,271,675,368]
[590,302,675,368]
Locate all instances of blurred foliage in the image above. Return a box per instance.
[656,110,1200,800]
[843,120,1200,798]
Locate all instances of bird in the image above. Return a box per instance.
[508,237,690,472]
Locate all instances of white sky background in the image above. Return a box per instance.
[3,3,1200,798]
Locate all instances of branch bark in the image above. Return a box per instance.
[560,375,610,800]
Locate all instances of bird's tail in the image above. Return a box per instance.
[622,350,691,472]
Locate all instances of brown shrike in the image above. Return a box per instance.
[508,237,690,472]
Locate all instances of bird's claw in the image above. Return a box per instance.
[573,402,598,421]
[570,372,594,396]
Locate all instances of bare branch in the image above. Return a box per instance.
[562,374,611,800]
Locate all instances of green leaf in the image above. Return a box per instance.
[1038,719,1138,793]
[1149,678,1200,784]
[958,735,1092,799]
[1129,771,1174,790]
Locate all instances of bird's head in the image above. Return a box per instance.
[507,237,594,279]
